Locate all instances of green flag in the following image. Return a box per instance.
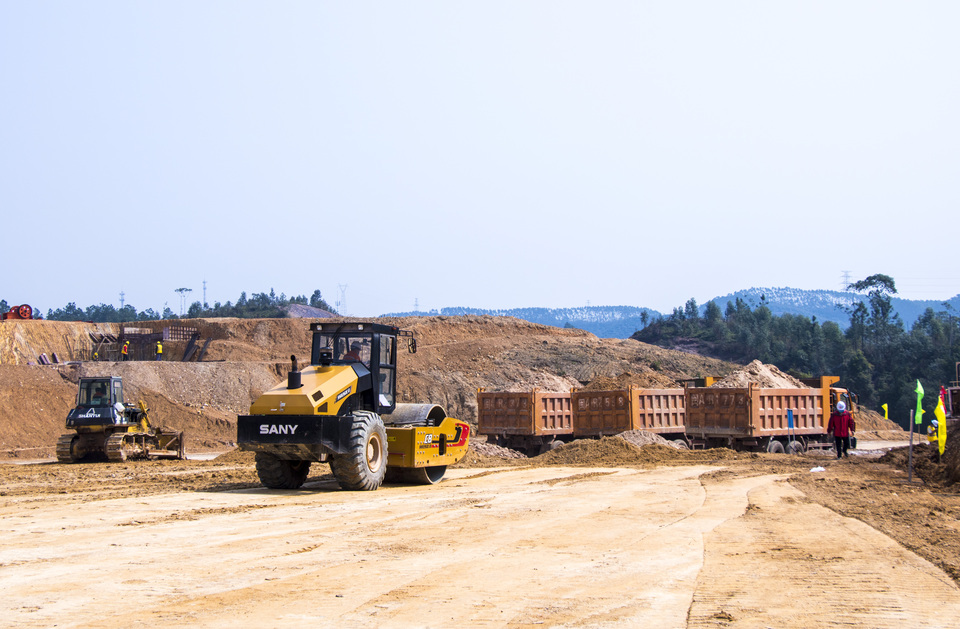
[915,380,924,424]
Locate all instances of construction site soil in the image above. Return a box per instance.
[2,315,959,626]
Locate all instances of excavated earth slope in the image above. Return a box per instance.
[4,314,960,612]
[0,315,734,458]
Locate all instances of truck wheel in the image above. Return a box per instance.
[330,411,388,491]
[766,440,785,454]
[672,439,689,450]
[538,439,561,455]
[255,452,311,489]
[788,440,805,455]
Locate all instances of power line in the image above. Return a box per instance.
[841,271,852,291]
[337,284,348,317]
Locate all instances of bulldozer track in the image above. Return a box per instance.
[55,434,77,463]
[105,433,134,462]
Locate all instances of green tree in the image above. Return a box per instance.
[842,350,876,403]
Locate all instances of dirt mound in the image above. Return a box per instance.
[0,320,119,365]
[617,430,680,448]
[711,359,806,388]
[533,437,650,466]
[856,408,903,432]
[472,440,527,459]
[942,420,960,483]
[857,430,917,441]
[532,437,752,467]
[0,365,79,458]
[0,315,742,460]
[878,424,960,486]
[581,371,678,390]
[456,440,529,468]
[213,449,257,464]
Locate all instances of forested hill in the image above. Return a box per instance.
[709,287,960,328]
[381,306,659,339]
[383,288,960,339]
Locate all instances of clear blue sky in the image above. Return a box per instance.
[2,2,957,317]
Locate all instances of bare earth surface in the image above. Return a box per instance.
[1,442,960,628]
[3,316,960,627]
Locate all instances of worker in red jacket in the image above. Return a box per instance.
[827,401,856,459]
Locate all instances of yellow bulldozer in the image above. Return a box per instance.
[236,321,470,490]
[56,376,186,462]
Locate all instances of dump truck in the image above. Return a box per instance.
[236,322,470,491]
[479,376,853,454]
[684,382,852,453]
[477,389,574,456]
[56,376,186,462]
[478,387,687,453]
[572,388,687,445]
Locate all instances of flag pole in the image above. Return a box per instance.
[908,410,914,483]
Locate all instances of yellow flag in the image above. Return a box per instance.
[882,403,888,420]
[935,397,947,456]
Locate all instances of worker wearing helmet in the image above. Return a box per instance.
[827,401,856,459]
[91,384,107,406]
[344,341,363,362]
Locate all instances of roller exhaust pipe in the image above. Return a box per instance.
[287,355,302,389]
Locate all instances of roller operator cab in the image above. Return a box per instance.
[237,322,470,491]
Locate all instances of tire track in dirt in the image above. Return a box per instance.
[2,465,959,628]
[688,479,960,628]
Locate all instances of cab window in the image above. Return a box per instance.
[378,336,396,408]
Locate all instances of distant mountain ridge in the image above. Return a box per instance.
[382,287,960,339]
[708,287,960,328]
[383,305,658,339]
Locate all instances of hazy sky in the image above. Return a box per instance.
[2,2,957,317]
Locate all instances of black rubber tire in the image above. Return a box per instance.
[766,440,785,454]
[330,411,388,491]
[538,439,561,455]
[255,452,311,489]
[788,440,805,455]
[673,439,690,450]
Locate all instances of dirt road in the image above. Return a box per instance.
[2,462,959,628]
